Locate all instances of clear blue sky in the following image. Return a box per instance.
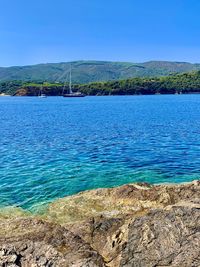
[1,0,200,66]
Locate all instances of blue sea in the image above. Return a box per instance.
[1,95,200,211]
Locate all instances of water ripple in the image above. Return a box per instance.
[0,95,200,210]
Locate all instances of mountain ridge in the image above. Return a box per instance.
[1,60,200,83]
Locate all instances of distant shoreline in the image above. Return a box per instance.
[2,92,200,97]
[2,70,200,96]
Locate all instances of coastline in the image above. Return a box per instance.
[0,180,199,266]
[0,178,199,216]
[3,92,200,97]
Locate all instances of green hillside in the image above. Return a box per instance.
[76,71,200,95]
[1,60,200,83]
[1,70,200,96]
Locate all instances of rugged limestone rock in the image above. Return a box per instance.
[45,180,200,224]
[120,206,200,267]
[14,88,28,96]
[0,180,199,266]
[0,218,106,266]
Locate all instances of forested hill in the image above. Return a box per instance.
[77,71,200,95]
[1,71,200,96]
[1,60,200,83]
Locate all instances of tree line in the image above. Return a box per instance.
[1,71,200,96]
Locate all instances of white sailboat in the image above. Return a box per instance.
[38,85,47,98]
[63,65,85,97]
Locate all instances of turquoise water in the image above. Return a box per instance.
[1,95,200,211]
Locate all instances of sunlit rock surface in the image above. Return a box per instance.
[0,218,105,266]
[0,181,199,266]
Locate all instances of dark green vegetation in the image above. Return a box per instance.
[1,60,200,83]
[1,71,200,96]
[76,71,200,95]
[0,81,63,96]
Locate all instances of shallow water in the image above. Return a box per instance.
[1,95,200,211]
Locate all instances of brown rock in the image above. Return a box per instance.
[120,206,200,267]
[0,218,106,266]
[0,181,200,267]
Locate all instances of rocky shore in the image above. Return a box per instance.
[0,180,199,266]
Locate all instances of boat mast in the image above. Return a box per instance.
[69,64,73,94]
[39,85,42,96]
[62,82,66,96]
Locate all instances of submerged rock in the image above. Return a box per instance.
[0,181,199,266]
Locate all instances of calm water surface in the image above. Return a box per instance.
[1,95,200,211]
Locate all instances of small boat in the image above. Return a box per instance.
[63,65,85,98]
[0,93,11,97]
[63,92,85,97]
[38,93,47,98]
[38,86,47,98]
